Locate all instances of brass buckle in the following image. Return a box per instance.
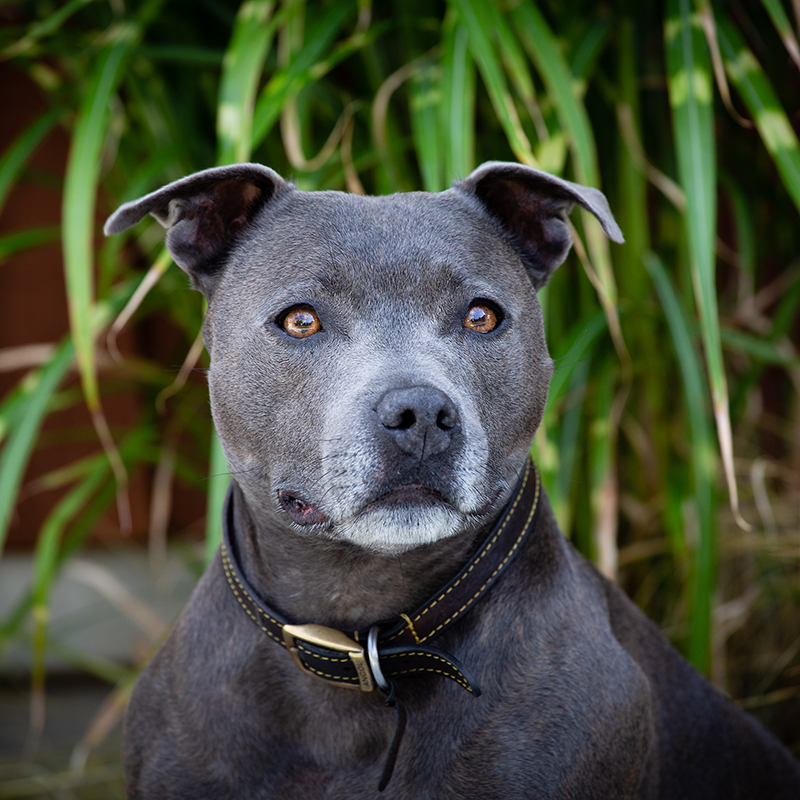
[282,623,374,692]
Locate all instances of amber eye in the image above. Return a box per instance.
[281,306,321,338]
[464,301,500,333]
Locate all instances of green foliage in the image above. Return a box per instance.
[1,0,799,751]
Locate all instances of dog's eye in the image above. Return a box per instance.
[280,306,321,338]
[464,301,500,333]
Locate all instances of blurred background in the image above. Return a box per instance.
[0,0,799,796]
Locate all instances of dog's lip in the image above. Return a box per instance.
[365,483,450,510]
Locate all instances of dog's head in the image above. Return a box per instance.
[106,162,622,553]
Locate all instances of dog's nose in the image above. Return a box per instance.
[375,386,459,460]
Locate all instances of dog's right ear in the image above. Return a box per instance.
[104,163,291,296]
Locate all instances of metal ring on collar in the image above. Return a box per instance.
[367,626,389,691]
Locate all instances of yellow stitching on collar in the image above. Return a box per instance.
[419,469,540,643]
[296,643,349,663]
[391,668,472,692]
[303,663,359,683]
[399,613,421,644]
[222,543,281,628]
[386,462,533,643]
[222,552,281,644]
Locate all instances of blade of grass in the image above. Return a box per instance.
[717,16,800,216]
[547,309,608,405]
[1,0,93,59]
[697,0,752,128]
[0,282,132,562]
[217,0,276,165]
[0,107,63,216]
[571,19,612,82]
[511,1,627,373]
[107,249,172,361]
[720,327,800,367]
[552,355,591,537]
[205,433,228,564]
[440,14,475,183]
[480,0,548,141]
[409,64,444,192]
[645,251,716,674]
[761,0,800,70]
[722,176,755,283]
[0,341,74,557]
[28,457,113,748]
[251,1,353,149]
[510,0,598,185]
[0,225,60,264]
[62,23,138,412]
[666,0,748,531]
[450,0,536,165]
[589,358,618,578]
[62,24,139,532]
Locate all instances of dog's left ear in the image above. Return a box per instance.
[453,161,624,290]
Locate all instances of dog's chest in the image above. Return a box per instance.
[208,677,652,800]
[172,567,655,800]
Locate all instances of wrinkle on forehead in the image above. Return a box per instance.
[242,191,499,284]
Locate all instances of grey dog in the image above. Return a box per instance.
[106,162,800,799]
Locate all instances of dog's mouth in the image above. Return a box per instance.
[277,489,329,526]
[278,482,453,527]
[365,483,448,511]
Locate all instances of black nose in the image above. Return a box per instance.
[375,386,459,460]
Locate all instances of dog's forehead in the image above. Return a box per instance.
[229,188,522,293]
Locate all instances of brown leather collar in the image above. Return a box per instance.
[221,460,541,697]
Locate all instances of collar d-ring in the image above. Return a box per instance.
[368,625,389,691]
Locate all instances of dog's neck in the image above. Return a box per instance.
[230,481,489,630]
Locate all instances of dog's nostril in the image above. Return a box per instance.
[437,408,456,431]
[396,410,416,430]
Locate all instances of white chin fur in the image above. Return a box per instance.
[333,504,465,554]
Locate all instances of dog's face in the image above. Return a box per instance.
[106,163,622,553]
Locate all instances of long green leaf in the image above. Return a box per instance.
[0,108,63,217]
[1,0,93,59]
[511,0,623,369]
[450,0,535,165]
[205,433,228,564]
[217,0,276,165]
[720,327,800,367]
[645,252,716,674]
[760,0,800,69]
[409,65,444,192]
[440,15,475,183]
[547,310,608,405]
[0,225,60,263]
[0,342,74,555]
[666,0,744,531]
[588,358,617,574]
[62,24,138,411]
[0,283,132,563]
[553,355,591,538]
[510,1,598,185]
[251,2,352,148]
[717,16,800,216]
